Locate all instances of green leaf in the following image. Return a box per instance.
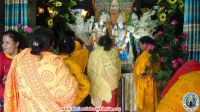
[171,4,177,9]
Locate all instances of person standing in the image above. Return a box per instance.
[134,36,160,112]
[0,30,27,112]
[4,27,78,112]
[87,35,121,108]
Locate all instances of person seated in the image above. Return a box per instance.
[58,36,90,106]
[0,30,27,112]
[4,27,78,112]
[134,36,160,112]
[156,70,200,112]
[161,60,200,97]
[87,35,121,108]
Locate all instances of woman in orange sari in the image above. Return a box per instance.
[58,37,90,106]
[4,27,78,112]
[134,36,160,112]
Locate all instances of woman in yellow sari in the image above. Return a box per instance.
[4,27,78,112]
[87,35,121,107]
[58,37,90,106]
[134,36,160,112]
[70,39,89,72]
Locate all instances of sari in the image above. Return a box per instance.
[156,71,200,112]
[161,60,200,97]
[87,47,121,107]
[4,48,78,112]
[59,54,90,105]
[134,50,160,112]
[70,41,89,72]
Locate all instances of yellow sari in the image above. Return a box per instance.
[87,47,121,106]
[134,50,160,112]
[59,54,90,105]
[70,41,89,72]
[156,71,200,112]
[4,48,78,112]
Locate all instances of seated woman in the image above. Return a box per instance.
[134,36,160,112]
[156,70,200,112]
[4,27,78,112]
[87,35,121,108]
[58,36,90,106]
[0,30,27,112]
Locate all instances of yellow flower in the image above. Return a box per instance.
[159,13,166,22]
[159,7,165,12]
[52,10,59,16]
[168,0,177,4]
[48,18,54,27]
[179,0,184,8]
[55,1,62,7]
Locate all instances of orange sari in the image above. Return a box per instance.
[4,48,78,112]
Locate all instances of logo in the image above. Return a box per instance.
[183,92,199,111]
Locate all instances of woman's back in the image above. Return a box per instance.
[4,48,78,112]
[87,47,121,106]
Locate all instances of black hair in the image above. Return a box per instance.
[58,36,75,54]
[98,35,112,51]
[3,30,27,49]
[65,30,75,39]
[139,36,155,45]
[31,27,55,55]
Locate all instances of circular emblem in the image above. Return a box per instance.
[183,92,199,111]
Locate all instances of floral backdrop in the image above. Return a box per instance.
[152,0,186,90]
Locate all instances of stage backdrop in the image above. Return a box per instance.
[93,0,134,18]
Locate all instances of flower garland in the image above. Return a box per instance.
[152,20,188,90]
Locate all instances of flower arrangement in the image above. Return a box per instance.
[40,0,77,37]
[157,0,184,25]
[152,19,188,90]
[16,24,33,46]
[68,13,94,40]
[126,9,159,39]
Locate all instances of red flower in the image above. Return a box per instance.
[181,43,188,53]
[17,24,23,27]
[171,59,178,68]
[182,32,188,39]
[24,27,33,33]
[177,58,184,64]
[158,31,164,35]
[171,19,178,25]
[147,44,155,51]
